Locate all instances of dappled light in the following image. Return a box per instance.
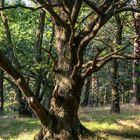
[79,104,140,140]
[0,104,140,140]
[0,117,40,140]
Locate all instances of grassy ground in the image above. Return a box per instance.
[80,104,140,140]
[0,104,140,140]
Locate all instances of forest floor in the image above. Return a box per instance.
[0,104,140,140]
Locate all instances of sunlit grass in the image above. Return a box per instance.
[0,104,140,140]
[79,104,140,140]
[0,117,41,140]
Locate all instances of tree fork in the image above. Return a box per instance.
[0,51,51,127]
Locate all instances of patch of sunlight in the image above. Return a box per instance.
[8,130,38,140]
[116,119,140,130]
[83,121,140,140]
[83,121,118,131]
[0,117,40,140]
[0,129,39,140]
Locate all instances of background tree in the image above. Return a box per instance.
[0,69,4,114]
[133,11,140,104]
[81,75,92,107]
[110,14,123,113]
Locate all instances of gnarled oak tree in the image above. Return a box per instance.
[0,0,140,139]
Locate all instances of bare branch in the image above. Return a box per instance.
[71,17,103,78]
[71,0,83,25]
[97,53,140,70]
[104,3,140,21]
[94,38,112,48]
[76,11,94,29]
[43,48,57,65]
[0,50,51,127]
[74,1,120,76]
[81,44,129,78]
[35,0,69,29]
[78,0,114,38]
[81,47,106,77]
[67,0,83,49]
[115,7,140,14]
[81,52,140,78]
[77,18,102,66]
[98,45,129,62]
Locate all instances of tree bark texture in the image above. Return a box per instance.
[35,24,90,139]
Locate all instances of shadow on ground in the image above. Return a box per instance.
[79,104,140,140]
[0,116,41,139]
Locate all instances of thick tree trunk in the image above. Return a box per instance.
[34,75,92,140]
[0,70,4,114]
[34,19,93,139]
[133,13,140,104]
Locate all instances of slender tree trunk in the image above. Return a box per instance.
[110,15,122,113]
[0,8,33,116]
[133,13,140,104]
[16,89,32,117]
[34,10,46,99]
[0,70,4,114]
[110,59,120,113]
[93,77,99,107]
[81,76,91,107]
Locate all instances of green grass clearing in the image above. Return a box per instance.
[79,104,140,140]
[0,104,140,140]
[0,117,40,140]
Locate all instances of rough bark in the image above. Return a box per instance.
[133,13,140,104]
[36,21,89,139]
[33,12,94,137]
[34,74,92,140]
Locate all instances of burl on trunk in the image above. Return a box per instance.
[34,74,91,140]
